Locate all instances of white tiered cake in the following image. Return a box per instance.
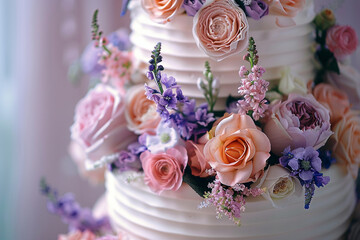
[103,0,357,239]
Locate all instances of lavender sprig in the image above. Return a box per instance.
[40,178,111,234]
[147,42,164,94]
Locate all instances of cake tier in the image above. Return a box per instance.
[130,0,316,108]
[106,165,356,240]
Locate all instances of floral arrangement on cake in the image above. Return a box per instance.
[40,1,360,239]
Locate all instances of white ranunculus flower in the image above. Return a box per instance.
[256,165,304,208]
[326,63,360,110]
[278,67,308,96]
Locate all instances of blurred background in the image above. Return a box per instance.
[0,0,358,239]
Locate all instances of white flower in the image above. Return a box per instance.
[278,67,308,96]
[145,121,182,153]
[256,165,304,208]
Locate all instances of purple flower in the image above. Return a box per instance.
[159,88,177,108]
[195,104,215,127]
[279,146,330,209]
[107,29,131,51]
[176,88,187,103]
[128,142,147,156]
[113,150,141,172]
[81,43,104,77]
[318,149,336,169]
[183,0,204,17]
[144,84,160,101]
[245,0,269,20]
[157,104,170,120]
[161,74,177,89]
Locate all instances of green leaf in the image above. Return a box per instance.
[182,166,215,197]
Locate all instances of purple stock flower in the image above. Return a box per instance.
[245,0,269,20]
[161,74,177,89]
[144,84,160,101]
[113,150,141,172]
[128,142,147,156]
[159,88,177,108]
[183,0,204,17]
[195,104,215,127]
[176,88,187,103]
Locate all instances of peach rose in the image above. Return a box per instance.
[313,83,350,125]
[326,25,358,60]
[140,146,188,193]
[263,0,305,27]
[193,0,249,61]
[185,140,211,178]
[142,0,183,23]
[203,114,271,186]
[125,85,161,134]
[58,230,96,240]
[330,111,360,178]
[70,84,137,164]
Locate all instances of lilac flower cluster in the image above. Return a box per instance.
[279,146,330,209]
[40,179,111,233]
[238,37,269,121]
[145,43,215,140]
[199,179,264,225]
[109,138,147,172]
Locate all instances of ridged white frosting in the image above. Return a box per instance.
[129,0,316,108]
[106,165,355,240]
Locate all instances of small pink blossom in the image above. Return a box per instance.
[140,146,188,193]
[99,45,133,93]
[326,25,358,60]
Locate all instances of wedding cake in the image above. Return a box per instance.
[51,0,360,239]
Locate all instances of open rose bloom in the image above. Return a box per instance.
[264,93,332,155]
[193,0,249,61]
[142,0,183,23]
[204,114,271,186]
[70,84,137,166]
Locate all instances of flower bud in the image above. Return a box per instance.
[313,9,336,31]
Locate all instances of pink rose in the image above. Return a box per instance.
[193,0,249,61]
[326,25,358,60]
[312,83,350,125]
[185,140,211,178]
[330,111,360,179]
[326,63,360,110]
[142,0,183,23]
[71,84,136,163]
[140,146,188,193]
[58,230,96,240]
[263,0,305,27]
[125,85,161,134]
[203,114,271,186]
[263,93,332,155]
[68,141,106,184]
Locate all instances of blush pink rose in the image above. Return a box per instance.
[203,114,271,186]
[193,0,249,61]
[140,146,188,193]
[326,25,358,60]
[330,111,360,179]
[142,0,183,23]
[263,93,332,155]
[58,230,96,240]
[312,83,350,125]
[185,140,211,178]
[125,84,161,134]
[71,84,136,163]
[326,63,360,110]
[263,0,305,27]
[68,141,106,184]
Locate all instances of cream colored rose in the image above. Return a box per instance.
[142,0,183,23]
[203,114,271,186]
[125,84,161,134]
[256,165,303,208]
[330,111,360,178]
[193,0,249,61]
[278,67,307,96]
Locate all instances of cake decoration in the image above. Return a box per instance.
[41,1,360,239]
